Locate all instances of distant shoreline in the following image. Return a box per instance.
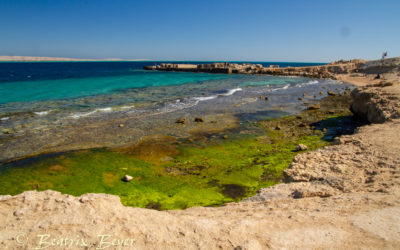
[0,56,327,64]
[0,55,150,62]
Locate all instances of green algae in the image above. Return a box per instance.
[0,96,357,210]
[0,130,330,210]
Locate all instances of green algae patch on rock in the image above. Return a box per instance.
[0,95,355,210]
[0,113,340,211]
[0,132,329,210]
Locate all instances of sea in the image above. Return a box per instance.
[0,61,350,139]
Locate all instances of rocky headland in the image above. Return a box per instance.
[1,58,400,249]
[144,57,400,79]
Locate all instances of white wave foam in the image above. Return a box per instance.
[218,87,243,96]
[120,105,135,109]
[194,95,218,101]
[34,111,50,116]
[193,88,242,103]
[305,80,318,85]
[0,117,9,121]
[69,111,96,119]
[69,107,113,119]
[296,80,319,88]
[96,107,112,112]
[269,84,291,92]
[281,84,290,89]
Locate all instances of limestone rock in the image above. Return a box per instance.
[351,86,400,123]
[295,144,308,151]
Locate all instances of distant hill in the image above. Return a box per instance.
[0,56,149,62]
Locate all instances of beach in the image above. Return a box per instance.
[0,58,399,248]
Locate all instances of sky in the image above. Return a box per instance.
[0,0,399,62]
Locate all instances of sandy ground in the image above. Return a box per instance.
[337,73,400,87]
[336,74,379,86]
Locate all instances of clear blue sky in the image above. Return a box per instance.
[0,0,399,62]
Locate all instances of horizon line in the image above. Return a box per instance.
[0,56,330,63]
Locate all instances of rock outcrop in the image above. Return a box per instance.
[351,82,400,123]
[144,57,400,81]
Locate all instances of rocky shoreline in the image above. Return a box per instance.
[1,58,400,249]
[144,59,381,79]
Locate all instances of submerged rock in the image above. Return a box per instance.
[298,122,308,127]
[2,129,12,134]
[176,117,186,124]
[194,117,204,122]
[327,91,336,96]
[307,104,320,110]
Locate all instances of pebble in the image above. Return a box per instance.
[122,175,133,182]
[295,144,308,151]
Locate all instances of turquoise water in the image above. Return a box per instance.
[0,61,325,105]
[0,71,232,104]
[0,61,333,134]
